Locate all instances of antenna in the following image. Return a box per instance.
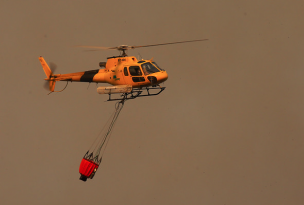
[138,52,143,60]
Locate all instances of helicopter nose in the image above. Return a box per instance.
[157,71,168,83]
[148,72,168,85]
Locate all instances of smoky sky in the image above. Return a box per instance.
[1,0,304,205]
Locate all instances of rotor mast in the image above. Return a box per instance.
[117,45,129,57]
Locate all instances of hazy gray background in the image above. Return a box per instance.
[1,0,304,204]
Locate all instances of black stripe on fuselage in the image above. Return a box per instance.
[80,69,99,82]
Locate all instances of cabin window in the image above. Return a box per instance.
[132,77,145,82]
[129,66,142,76]
[124,67,129,76]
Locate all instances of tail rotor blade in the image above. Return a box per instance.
[43,81,49,91]
[49,62,57,74]
[43,62,57,91]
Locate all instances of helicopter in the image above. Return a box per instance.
[39,39,208,101]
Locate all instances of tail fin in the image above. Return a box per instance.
[39,56,56,92]
[39,56,52,78]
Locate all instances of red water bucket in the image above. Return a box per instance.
[79,158,99,181]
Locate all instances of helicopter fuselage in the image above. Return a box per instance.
[44,56,168,89]
[40,39,208,93]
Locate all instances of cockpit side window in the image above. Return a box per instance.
[124,67,129,76]
[129,66,142,76]
[152,62,165,71]
[141,63,160,75]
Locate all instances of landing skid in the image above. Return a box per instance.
[107,86,166,101]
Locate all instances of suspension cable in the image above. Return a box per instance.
[94,100,125,160]
[87,97,127,164]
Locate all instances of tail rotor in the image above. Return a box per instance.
[39,57,57,93]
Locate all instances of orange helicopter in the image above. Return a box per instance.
[39,39,208,101]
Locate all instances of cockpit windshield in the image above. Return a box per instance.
[141,62,160,75]
[152,62,165,71]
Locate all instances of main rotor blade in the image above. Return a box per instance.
[75,39,208,53]
[132,39,209,49]
[75,45,117,50]
[83,49,114,52]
